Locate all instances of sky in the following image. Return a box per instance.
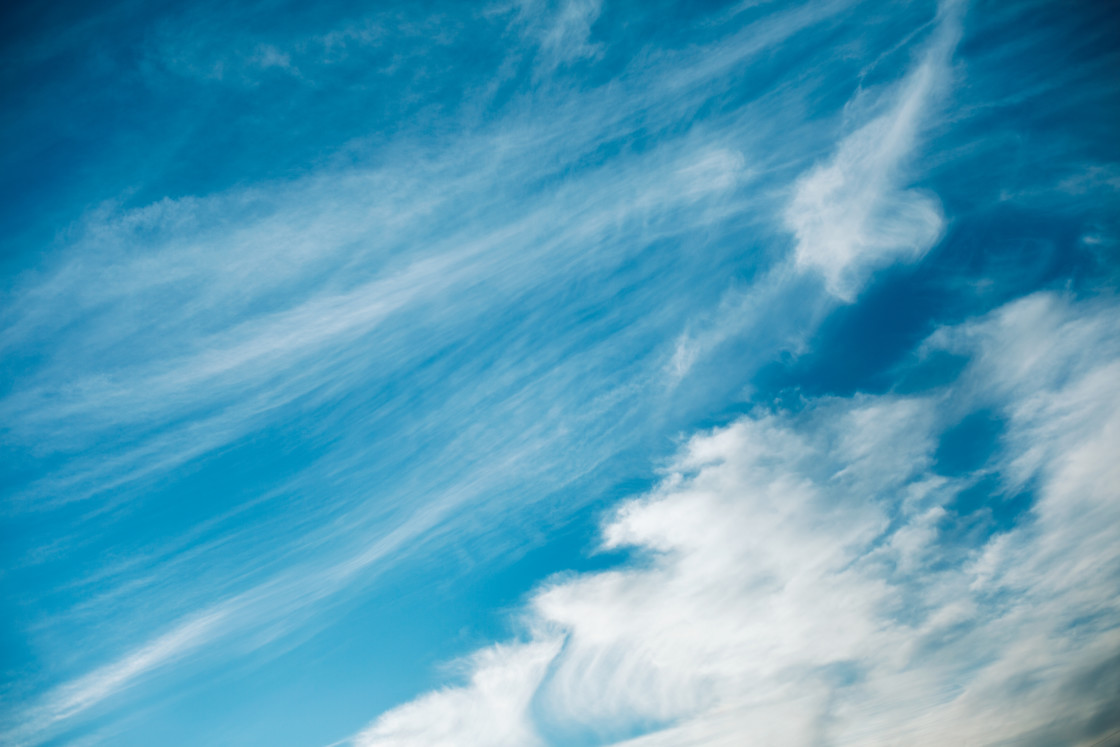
[1,0,1118,745]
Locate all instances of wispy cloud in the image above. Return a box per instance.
[666,1,962,383]
[785,1,961,301]
[6,0,1115,744]
[346,291,1120,747]
[2,3,867,741]
[513,0,603,74]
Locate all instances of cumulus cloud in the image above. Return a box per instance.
[785,5,961,301]
[348,291,1120,747]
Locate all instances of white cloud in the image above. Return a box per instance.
[784,6,961,301]
[349,292,1120,747]
[664,3,963,387]
[10,4,1106,744]
[352,640,562,747]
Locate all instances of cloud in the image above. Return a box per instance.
[348,291,1120,746]
[4,2,867,736]
[9,2,1111,744]
[665,2,964,384]
[784,3,961,301]
[6,609,231,744]
[351,640,562,747]
[512,0,603,74]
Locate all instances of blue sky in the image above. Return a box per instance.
[1,0,1118,745]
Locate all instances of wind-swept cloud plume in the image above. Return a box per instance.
[3,3,859,740]
[349,292,1120,746]
[666,0,962,384]
[785,2,961,301]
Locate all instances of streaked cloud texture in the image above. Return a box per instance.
[1,0,1117,745]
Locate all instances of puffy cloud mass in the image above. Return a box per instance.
[350,291,1120,747]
